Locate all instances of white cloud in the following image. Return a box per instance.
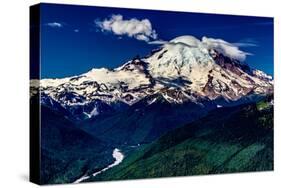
[233,39,258,47]
[166,35,251,61]
[201,36,251,61]
[46,22,63,28]
[74,29,79,33]
[135,34,150,41]
[233,42,258,47]
[95,14,158,42]
[148,40,168,45]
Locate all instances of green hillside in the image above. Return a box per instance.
[89,99,273,181]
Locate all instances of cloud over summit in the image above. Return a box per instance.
[167,35,251,61]
[201,36,251,61]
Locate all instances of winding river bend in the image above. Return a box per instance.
[74,148,124,183]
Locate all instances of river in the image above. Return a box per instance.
[73,148,124,183]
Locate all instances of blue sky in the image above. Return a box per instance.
[39,3,273,78]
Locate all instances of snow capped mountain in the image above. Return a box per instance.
[146,36,272,100]
[31,35,273,121]
[252,69,273,81]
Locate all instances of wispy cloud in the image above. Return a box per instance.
[45,22,64,28]
[234,42,258,47]
[95,14,158,42]
[233,38,259,47]
[148,40,168,45]
[45,22,82,33]
[202,36,251,61]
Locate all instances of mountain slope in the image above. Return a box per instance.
[89,97,273,181]
[80,93,211,145]
[40,105,114,184]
